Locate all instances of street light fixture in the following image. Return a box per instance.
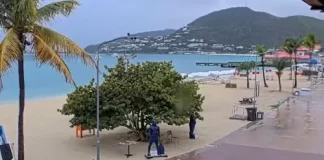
[95,33,137,160]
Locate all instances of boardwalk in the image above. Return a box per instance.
[168,83,324,160]
[195,62,273,68]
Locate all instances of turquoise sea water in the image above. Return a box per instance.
[0,54,260,103]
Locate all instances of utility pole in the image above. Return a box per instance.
[95,33,137,160]
[124,33,137,69]
[253,55,257,108]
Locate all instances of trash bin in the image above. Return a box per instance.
[257,111,264,120]
[246,107,257,121]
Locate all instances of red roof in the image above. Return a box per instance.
[296,46,309,51]
[264,51,310,59]
[296,44,321,51]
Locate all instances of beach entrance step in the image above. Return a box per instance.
[230,115,247,120]
[225,83,237,88]
[144,154,168,159]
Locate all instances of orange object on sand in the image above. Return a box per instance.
[76,125,95,138]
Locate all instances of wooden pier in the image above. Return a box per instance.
[196,62,273,68]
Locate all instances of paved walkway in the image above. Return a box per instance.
[168,83,324,160]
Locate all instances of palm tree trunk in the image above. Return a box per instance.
[289,57,292,80]
[308,51,313,81]
[247,71,250,88]
[293,56,298,88]
[278,75,282,92]
[261,58,268,87]
[18,35,26,160]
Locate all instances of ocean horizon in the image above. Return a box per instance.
[0,54,260,103]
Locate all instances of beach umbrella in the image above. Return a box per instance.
[310,59,318,64]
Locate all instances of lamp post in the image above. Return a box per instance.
[253,55,257,108]
[95,33,136,160]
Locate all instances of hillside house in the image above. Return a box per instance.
[296,44,321,56]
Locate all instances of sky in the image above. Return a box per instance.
[36,0,324,47]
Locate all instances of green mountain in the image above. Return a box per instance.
[175,7,324,47]
[85,7,324,54]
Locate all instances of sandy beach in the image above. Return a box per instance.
[0,71,310,160]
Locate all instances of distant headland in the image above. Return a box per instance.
[85,7,324,54]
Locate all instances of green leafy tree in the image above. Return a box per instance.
[0,1,94,159]
[59,58,204,141]
[237,61,256,88]
[273,58,291,92]
[57,79,126,130]
[303,33,318,81]
[102,58,204,140]
[256,45,268,87]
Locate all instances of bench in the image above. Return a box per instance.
[75,125,95,138]
[239,98,256,105]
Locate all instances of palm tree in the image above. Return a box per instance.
[256,45,268,87]
[303,33,318,81]
[0,1,95,160]
[273,58,291,92]
[237,61,256,88]
[284,37,303,88]
[283,39,294,80]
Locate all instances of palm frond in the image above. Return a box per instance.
[283,46,293,55]
[36,0,79,24]
[256,44,266,57]
[0,0,13,28]
[0,28,22,89]
[283,37,303,53]
[303,33,318,50]
[282,39,294,54]
[0,14,12,29]
[237,61,256,72]
[32,34,76,86]
[15,0,38,25]
[272,58,290,73]
[33,25,95,67]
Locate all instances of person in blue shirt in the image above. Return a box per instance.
[147,120,160,156]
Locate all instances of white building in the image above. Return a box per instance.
[212,44,224,49]
[157,47,169,50]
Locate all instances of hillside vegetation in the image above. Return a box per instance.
[178,7,324,47]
